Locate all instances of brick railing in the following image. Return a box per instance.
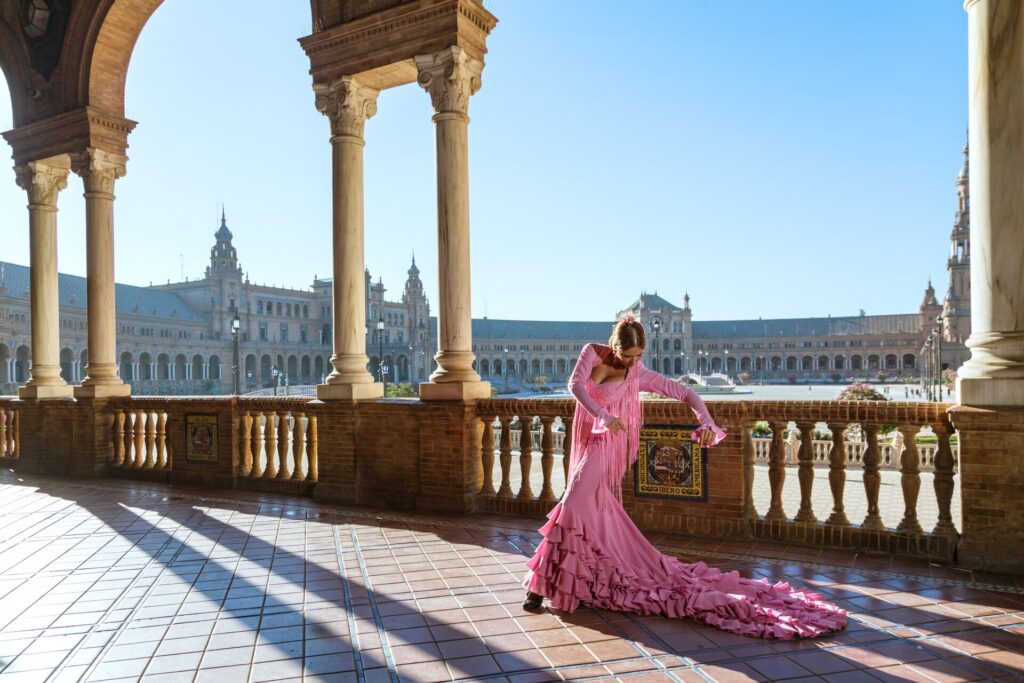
[475,398,959,560]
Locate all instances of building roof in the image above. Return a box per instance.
[623,292,682,312]
[0,261,208,323]
[692,314,921,339]
[468,318,616,341]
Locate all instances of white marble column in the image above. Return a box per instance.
[72,148,131,397]
[415,46,490,401]
[314,76,383,401]
[958,0,1024,406]
[15,159,73,399]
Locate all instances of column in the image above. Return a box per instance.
[415,46,490,401]
[15,159,73,399]
[958,0,1024,406]
[72,148,131,397]
[314,76,383,401]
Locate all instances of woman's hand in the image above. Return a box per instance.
[607,417,626,435]
[696,426,724,447]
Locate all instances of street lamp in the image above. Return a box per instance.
[231,314,241,396]
[271,365,280,396]
[697,349,706,377]
[723,349,730,377]
[652,318,662,374]
[503,346,510,392]
[679,351,686,377]
[377,317,385,392]
[935,315,944,401]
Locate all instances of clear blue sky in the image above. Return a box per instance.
[0,1,968,323]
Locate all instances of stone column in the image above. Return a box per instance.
[72,149,130,398]
[415,46,490,401]
[958,0,1024,406]
[314,76,383,401]
[15,159,73,399]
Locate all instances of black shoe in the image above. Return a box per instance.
[522,591,543,612]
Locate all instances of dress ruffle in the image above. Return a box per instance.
[524,504,846,640]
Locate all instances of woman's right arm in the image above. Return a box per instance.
[568,344,616,427]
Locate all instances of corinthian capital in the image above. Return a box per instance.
[415,46,484,116]
[14,160,70,207]
[71,148,127,196]
[314,77,380,139]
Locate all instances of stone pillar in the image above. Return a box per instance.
[957,0,1024,406]
[15,159,73,399]
[72,149,130,398]
[415,46,490,401]
[314,76,383,401]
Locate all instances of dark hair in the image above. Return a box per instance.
[609,317,645,352]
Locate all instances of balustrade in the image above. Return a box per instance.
[111,406,170,469]
[239,409,318,483]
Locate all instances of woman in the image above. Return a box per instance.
[522,317,845,639]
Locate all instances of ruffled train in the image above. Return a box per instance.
[524,503,846,640]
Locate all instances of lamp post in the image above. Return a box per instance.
[922,338,932,401]
[653,319,662,374]
[377,317,385,392]
[503,346,510,393]
[723,349,730,378]
[231,314,241,396]
[697,349,705,377]
[679,351,686,377]
[271,365,279,396]
[934,315,944,401]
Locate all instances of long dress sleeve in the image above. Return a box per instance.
[638,365,727,446]
[568,344,616,427]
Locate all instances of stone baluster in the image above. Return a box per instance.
[0,410,8,457]
[145,411,157,468]
[265,413,279,478]
[765,421,788,521]
[517,419,534,500]
[308,416,319,481]
[251,412,265,478]
[133,411,146,468]
[497,416,513,497]
[278,412,292,479]
[794,422,817,523]
[826,423,850,526]
[897,425,923,533]
[539,417,556,502]
[861,423,884,530]
[742,421,757,522]
[293,412,307,480]
[933,424,959,537]
[113,410,126,466]
[480,415,496,495]
[241,412,253,476]
[157,412,168,469]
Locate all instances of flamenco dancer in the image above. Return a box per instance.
[522,317,845,639]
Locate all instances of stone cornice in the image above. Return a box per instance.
[301,0,496,87]
[2,107,137,166]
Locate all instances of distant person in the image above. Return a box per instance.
[521,317,845,639]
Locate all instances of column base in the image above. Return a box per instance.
[316,382,383,401]
[18,384,74,400]
[957,376,1024,407]
[74,383,131,399]
[419,381,491,401]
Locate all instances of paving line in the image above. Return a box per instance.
[345,521,401,683]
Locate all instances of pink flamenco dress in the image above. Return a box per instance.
[523,343,846,639]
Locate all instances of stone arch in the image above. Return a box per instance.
[801,355,813,371]
[885,353,898,370]
[818,355,830,371]
[834,355,845,370]
[480,358,490,378]
[902,353,916,369]
[740,357,751,372]
[0,344,9,384]
[260,354,272,383]
[61,347,75,382]
[245,354,257,384]
[191,353,203,380]
[120,351,134,381]
[674,357,683,374]
[851,354,864,371]
[301,355,311,382]
[287,354,298,379]
[139,352,153,380]
[157,353,170,379]
[15,345,30,383]
[174,353,187,380]
[0,19,34,127]
[313,356,324,382]
[209,355,221,380]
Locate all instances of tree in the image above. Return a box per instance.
[385,383,417,398]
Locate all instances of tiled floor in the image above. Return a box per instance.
[0,470,1021,683]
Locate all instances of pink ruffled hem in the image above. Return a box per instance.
[524,505,846,640]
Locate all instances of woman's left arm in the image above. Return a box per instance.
[638,366,727,446]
